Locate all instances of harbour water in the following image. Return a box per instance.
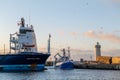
[0,67,120,80]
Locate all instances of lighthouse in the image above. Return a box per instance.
[95,42,101,58]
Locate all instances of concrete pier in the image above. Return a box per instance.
[46,61,120,70]
[74,63,120,70]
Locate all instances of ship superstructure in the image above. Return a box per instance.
[10,18,38,53]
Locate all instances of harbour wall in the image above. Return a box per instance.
[46,60,120,70]
[74,63,120,70]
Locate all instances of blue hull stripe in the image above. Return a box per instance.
[0,64,45,71]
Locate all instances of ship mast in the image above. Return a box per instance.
[48,34,51,54]
[21,18,25,27]
[68,47,70,59]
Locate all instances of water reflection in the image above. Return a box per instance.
[0,68,120,80]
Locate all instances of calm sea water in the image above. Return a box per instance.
[0,67,120,80]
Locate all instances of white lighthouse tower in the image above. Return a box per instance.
[95,42,101,58]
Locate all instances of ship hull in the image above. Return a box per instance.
[0,52,50,71]
[59,61,74,70]
[55,61,74,70]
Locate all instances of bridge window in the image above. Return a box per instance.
[20,29,34,34]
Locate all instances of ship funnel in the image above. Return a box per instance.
[48,34,51,54]
[21,18,25,27]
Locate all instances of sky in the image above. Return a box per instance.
[0,0,120,60]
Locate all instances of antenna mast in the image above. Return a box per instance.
[29,9,31,26]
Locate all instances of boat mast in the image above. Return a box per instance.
[9,34,11,54]
[68,47,70,59]
[48,34,51,54]
[4,44,5,54]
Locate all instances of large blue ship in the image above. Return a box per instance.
[0,18,51,71]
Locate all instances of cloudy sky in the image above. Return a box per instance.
[0,0,120,60]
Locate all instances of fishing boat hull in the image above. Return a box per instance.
[59,61,74,70]
[0,52,50,71]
